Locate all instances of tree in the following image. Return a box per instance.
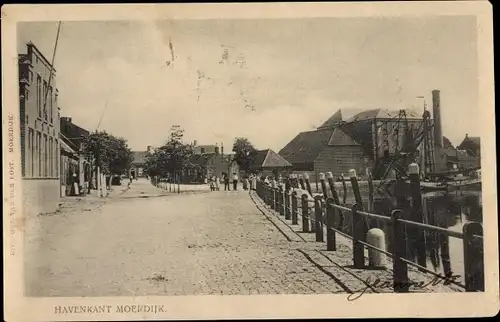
[83,131,133,176]
[144,125,194,181]
[232,137,257,174]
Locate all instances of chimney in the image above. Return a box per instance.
[221,142,224,155]
[147,145,152,153]
[432,89,443,148]
[193,140,197,146]
[215,143,220,155]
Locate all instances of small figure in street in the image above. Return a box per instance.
[215,176,220,191]
[243,176,249,190]
[232,172,239,191]
[224,174,230,191]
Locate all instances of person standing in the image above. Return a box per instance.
[232,172,239,191]
[215,176,220,191]
[224,174,230,191]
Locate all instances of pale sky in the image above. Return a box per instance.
[17,16,479,151]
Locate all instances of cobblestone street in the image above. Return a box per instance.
[24,179,460,297]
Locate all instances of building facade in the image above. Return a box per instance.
[19,42,61,215]
[60,117,91,194]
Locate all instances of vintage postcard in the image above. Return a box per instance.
[2,2,498,321]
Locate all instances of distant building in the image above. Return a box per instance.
[250,149,292,177]
[457,134,481,159]
[279,107,433,181]
[129,150,148,178]
[185,144,238,182]
[192,140,219,155]
[19,41,61,214]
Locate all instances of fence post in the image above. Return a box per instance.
[285,190,291,220]
[340,173,348,205]
[303,173,312,195]
[291,191,298,225]
[463,222,484,292]
[351,203,365,268]
[301,194,310,233]
[326,198,336,251]
[368,172,374,213]
[279,185,285,216]
[314,196,324,242]
[298,174,306,190]
[319,172,328,200]
[392,209,409,293]
[349,169,363,207]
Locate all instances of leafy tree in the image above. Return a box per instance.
[232,137,257,174]
[83,131,133,175]
[144,125,194,181]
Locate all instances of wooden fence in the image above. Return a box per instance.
[255,169,484,293]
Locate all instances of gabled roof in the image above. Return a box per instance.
[346,108,422,123]
[327,127,360,146]
[318,109,343,129]
[279,129,334,165]
[132,151,148,164]
[252,149,291,169]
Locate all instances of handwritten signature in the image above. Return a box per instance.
[347,275,461,301]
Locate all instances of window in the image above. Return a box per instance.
[44,135,48,177]
[26,128,32,177]
[55,141,59,177]
[49,138,53,177]
[36,131,41,176]
[49,87,53,123]
[36,75,42,118]
[43,80,48,121]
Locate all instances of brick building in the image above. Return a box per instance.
[185,144,238,182]
[19,41,61,215]
[279,108,430,181]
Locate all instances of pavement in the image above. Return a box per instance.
[23,179,461,297]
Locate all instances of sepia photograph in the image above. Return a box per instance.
[2,2,498,321]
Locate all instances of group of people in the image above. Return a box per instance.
[208,173,259,191]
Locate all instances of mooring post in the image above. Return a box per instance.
[291,191,298,225]
[298,174,306,190]
[319,172,328,200]
[301,194,310,233]
[392,209,409,293]
[408,163,427,271]
[351,203,365,268]
[326,198,336,251]
[367,228,386,267]
[314,196,324,242]
[304,173,313,196]
[463,222,484,292]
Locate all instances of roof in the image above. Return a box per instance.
[279,129,334,165]
[346,108,422,123]
[190,153,234,167]
[327,127,360,146]
[318,109,343,129]
[132,151,148,164]
[252,149,291,169]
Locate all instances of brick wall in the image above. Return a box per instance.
[314,146,367,178]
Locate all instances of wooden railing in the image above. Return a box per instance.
[254,170,484,293]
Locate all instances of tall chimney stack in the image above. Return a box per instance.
[215,143,220,155]
[432,89,443,148]
[221,142,224,155]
